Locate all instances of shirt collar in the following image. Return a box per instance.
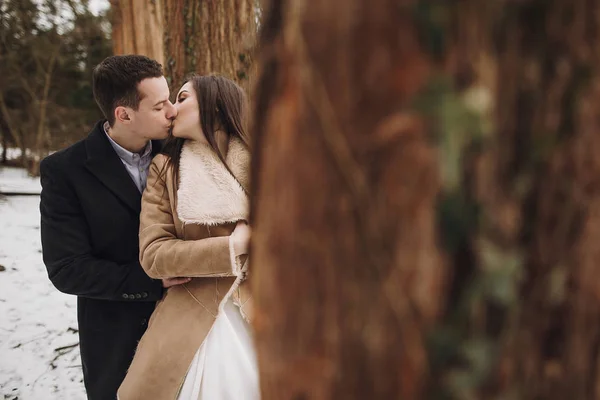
[103,121,153,163]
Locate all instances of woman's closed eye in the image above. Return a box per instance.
[177,96,187,103]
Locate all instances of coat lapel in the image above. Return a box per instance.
[84,121,142,214]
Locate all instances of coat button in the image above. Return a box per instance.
[141,318,148,326]
[122,293,128,299]
[141,292,148,299]
[135,293,142,299]
[128,294,136,300]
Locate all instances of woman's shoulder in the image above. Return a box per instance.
[152,153,171,166]
[150,153,174,173]
[148,153,175,185]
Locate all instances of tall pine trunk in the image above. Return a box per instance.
[111,0,256,92]
[110,0,165,64]
[163,0,256,91]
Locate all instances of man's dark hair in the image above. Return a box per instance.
[92,55,163,126]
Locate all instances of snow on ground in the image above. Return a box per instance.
[0,166,42,195]
[0,167,86,399]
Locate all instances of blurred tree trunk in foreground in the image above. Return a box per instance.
[251,0,600,399]
[488,2,600,399]
[251,0,444,398]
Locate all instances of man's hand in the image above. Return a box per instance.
[162,277,192,288]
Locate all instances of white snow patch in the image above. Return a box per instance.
[0,167,85,399]
[0,166,42,195]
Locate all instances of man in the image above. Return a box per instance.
[40,55,188,399]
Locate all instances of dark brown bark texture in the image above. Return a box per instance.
[163,0,256,92]
[251,1,445,399]
[252,1,600,399]
[110,0,165,64]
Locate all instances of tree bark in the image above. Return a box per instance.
[110,0,257,92]
[426,2,600,399]
[110,0,165,64]
[163,0,256,91]
[252,0,600,399]
[492,2,600,399]
[251,1,444,399]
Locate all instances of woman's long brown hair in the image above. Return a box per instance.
[159,74,250,188]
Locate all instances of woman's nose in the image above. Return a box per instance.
[167,101,178,119]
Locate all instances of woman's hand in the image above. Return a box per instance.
[231,221,251,256]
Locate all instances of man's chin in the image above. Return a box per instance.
[151,130,171,140]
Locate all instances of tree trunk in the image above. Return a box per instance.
[251,1,444,398]
[493,2,600,399]
[1,131,7,164]
[426,2,600,399]
[253,0,600,399]
[110,0,165,64]
[0,91,22,155]
[18,130,27,169]
[110,0,257,92]
[162,0,256,91]
[30,46,60,176]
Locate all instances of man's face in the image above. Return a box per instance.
[128,76,177,140]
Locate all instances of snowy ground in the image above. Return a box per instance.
[0,166,42,195]
[0,166,86,399]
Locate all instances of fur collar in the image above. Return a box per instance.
[176,136,250,225]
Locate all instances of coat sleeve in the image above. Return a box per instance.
[138,155,237,279]
[39,155,164,302]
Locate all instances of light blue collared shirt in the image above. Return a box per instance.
[103,121,153,193]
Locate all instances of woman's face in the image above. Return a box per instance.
[171,81,207,143]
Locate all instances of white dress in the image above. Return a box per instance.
[177,297,260,400]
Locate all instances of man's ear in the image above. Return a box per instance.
[115,106,132,124]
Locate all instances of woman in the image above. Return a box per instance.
[118,75,258,400]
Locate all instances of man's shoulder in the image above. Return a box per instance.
[41,138,87,174]
[42,121,105,171]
